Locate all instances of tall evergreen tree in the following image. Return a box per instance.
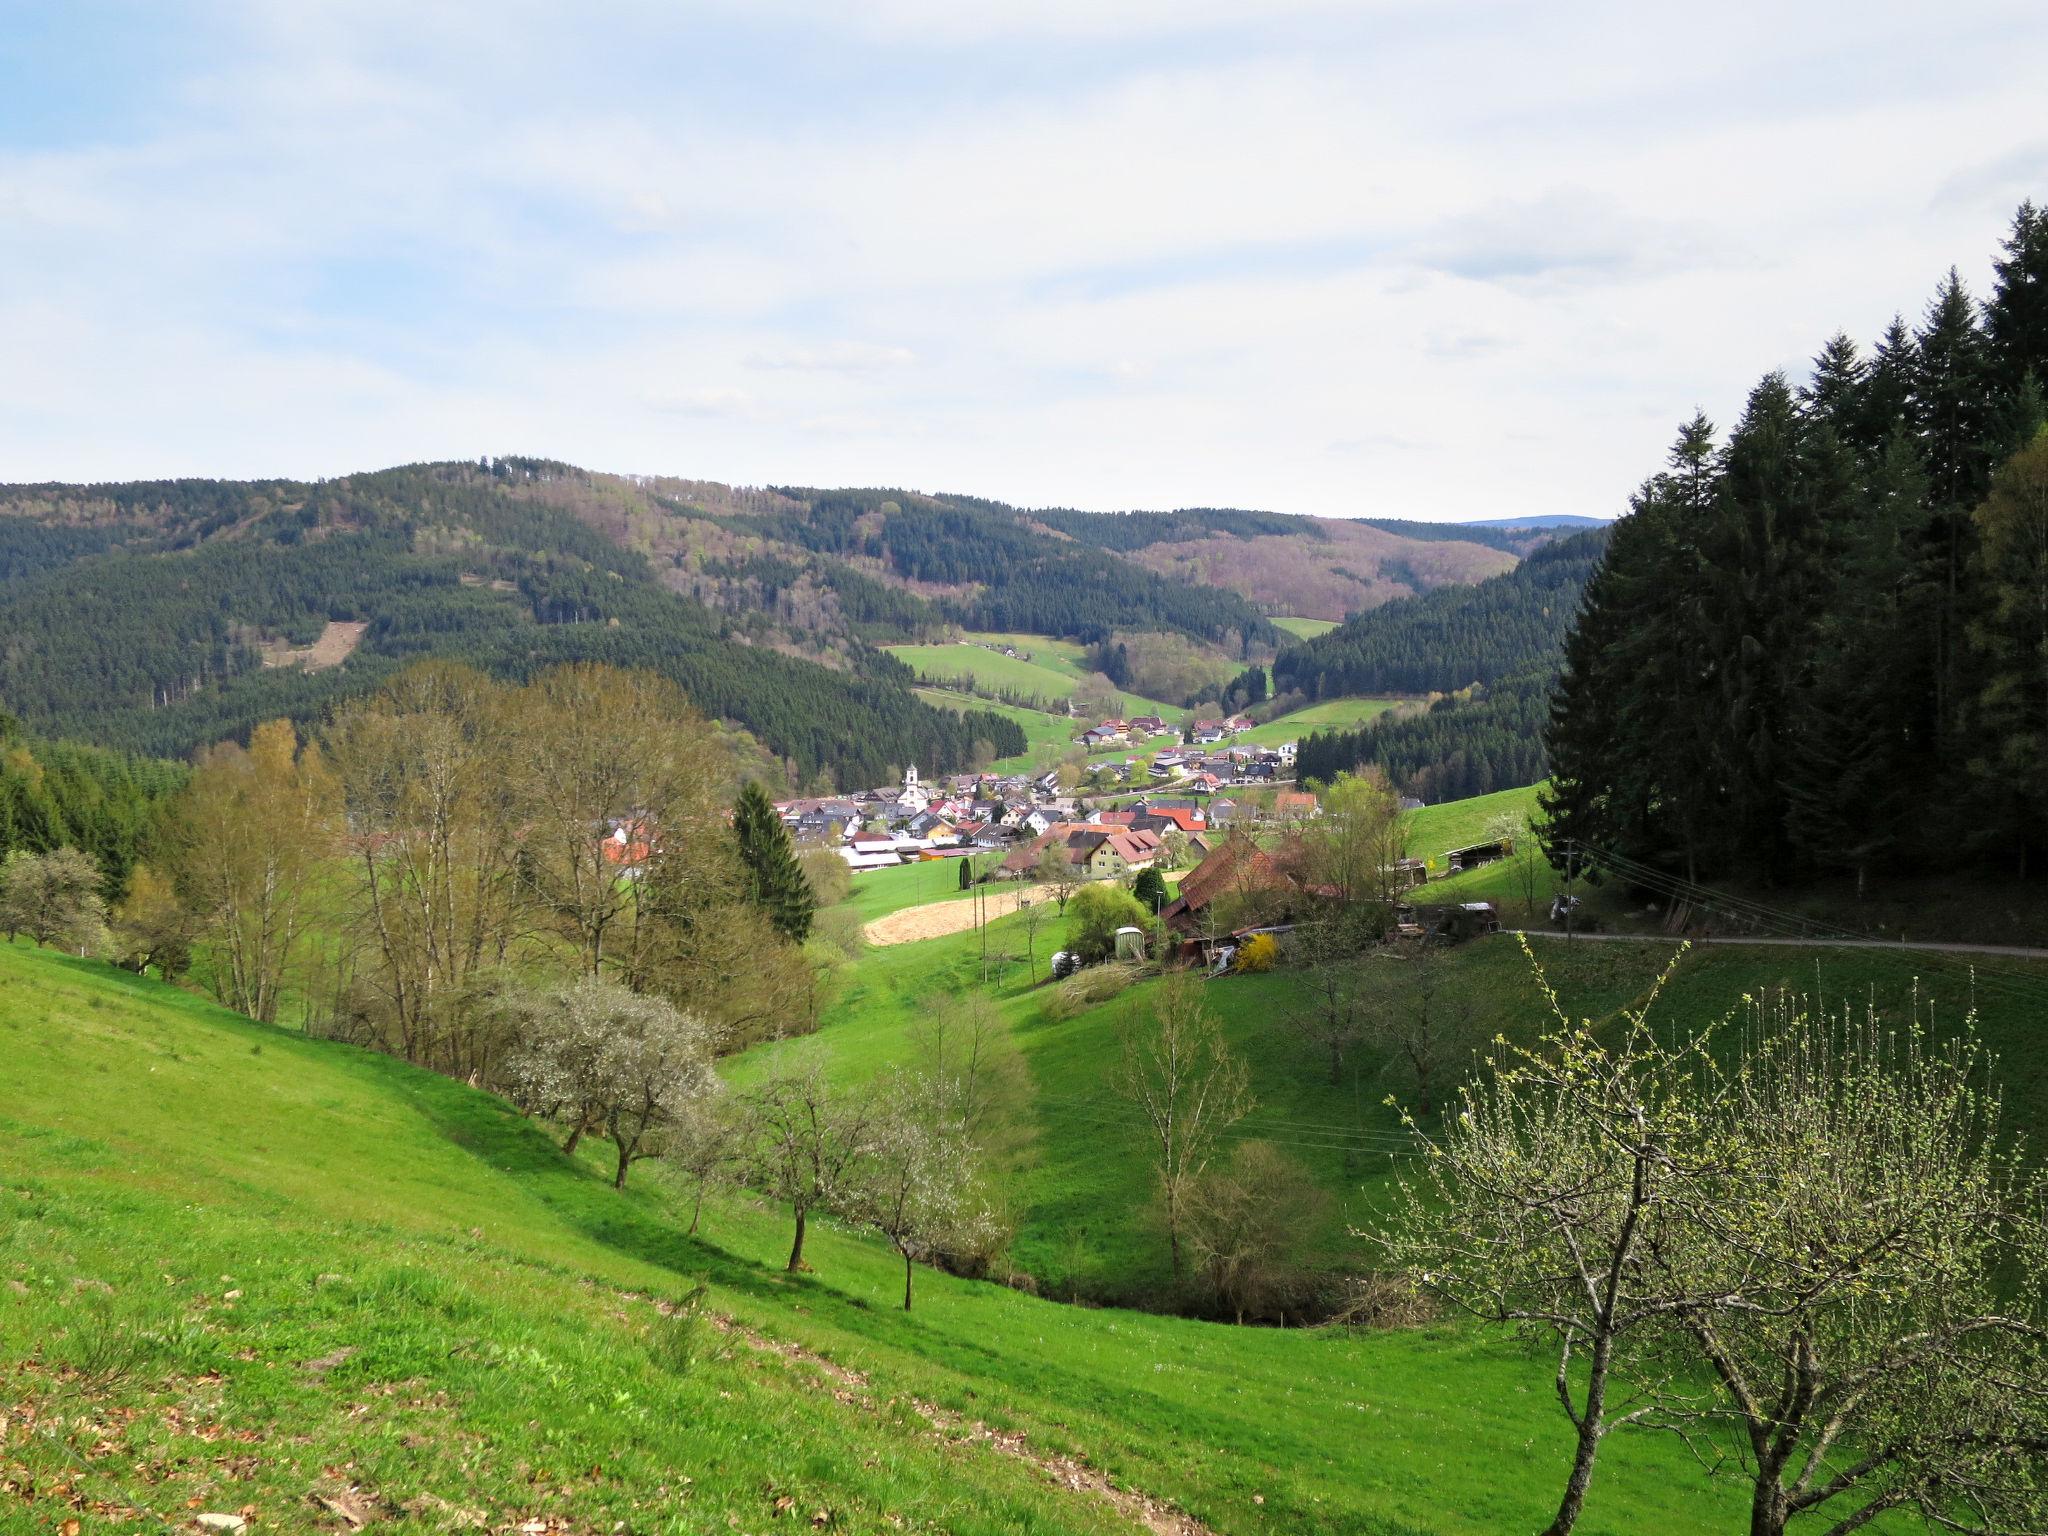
[1913,269,1997,510]
[1799,332,1867,434]
[1857,315,1919,454]
[1966,432,2048,875]
[1985,199,2048,403]
[732,780,816,943]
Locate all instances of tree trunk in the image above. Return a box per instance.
[614,1143,631,1189]
[1328,1040,1343,1084]
[903,1252,915,1312]
[1541,1417,1603,1536]
[687,1184,704,1237]
[1748,1478,1788,1536]
[1542,1331,1615,1536]
[563,1122,584,1155]
[787,1207,808,1272]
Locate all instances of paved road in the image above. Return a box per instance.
[1512,930,2048,961]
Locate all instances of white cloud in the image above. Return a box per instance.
[0,1,2044,519]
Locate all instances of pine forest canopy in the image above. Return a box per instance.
[1543,198,2048,885]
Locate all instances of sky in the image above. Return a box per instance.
[1,2,2044,522]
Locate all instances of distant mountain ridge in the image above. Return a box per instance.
[1452,514,1609,529]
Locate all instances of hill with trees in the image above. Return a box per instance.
[1271,528,1608,699]
[0,462,1025,788]
[1544,199,2048,886]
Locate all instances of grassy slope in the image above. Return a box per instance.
[912,686,1075,775]
[0,941,1760,1536]
[885,643,1178,720]
[1271,617,1339,640]
[842,858,999,922]
[1234,698,1397,749]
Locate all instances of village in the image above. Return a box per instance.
[776,712,1516,954]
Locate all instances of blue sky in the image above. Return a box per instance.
[2,1,2044,520]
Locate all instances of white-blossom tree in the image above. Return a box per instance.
[743,1054,883,1273]
[841,1074,998,1311]
[497,975,717,1189]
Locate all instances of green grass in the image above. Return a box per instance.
[0,938,1782,1536]
[842,857,996,921]
[1402,783,1545,871]
[1271,616,1339,640]
[958,632,1095,678]
[1236,697,1399,749]
[884,636,1180,720]
[913,687,1076,774]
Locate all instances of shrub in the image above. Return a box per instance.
[1067,882,1152,965]
[1232,932,1279,973]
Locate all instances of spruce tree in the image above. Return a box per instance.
[1913,268,1997,510]
[1986,200,2048,403]
[732,780,816,943]
[1799,331,1867,433]
[1857,315,1919,453]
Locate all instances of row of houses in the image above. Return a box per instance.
[1076,713,1261,751]
[776,763,1085,872]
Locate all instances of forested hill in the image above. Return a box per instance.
[617,485,1530,641]
[1272,527,1609,698]
[707,487,1281,649]
[0,462,1026,787]
[1545,198,2048,885]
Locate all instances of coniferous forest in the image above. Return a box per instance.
[1543,201,2048,885]
[0,464,1026,789]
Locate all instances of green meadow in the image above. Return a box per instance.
[1,936,1768,1536]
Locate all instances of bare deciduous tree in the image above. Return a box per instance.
[511,664,735,980]
[1371,939,1483,1116]
[1287,909,1375,1084]
[1035,842,1081,914]
[1112,974,1255,1279]
[1183,1139,1329,1324]
[328,663,531,1074]
[667,1093,747,1237]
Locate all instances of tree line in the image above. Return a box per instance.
[1294,669,1551,801]
[1544,200,2048,884]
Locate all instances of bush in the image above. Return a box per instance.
[1232,932,1279,973]
[1067,882,1152,965]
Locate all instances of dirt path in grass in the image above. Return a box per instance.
[697,1309,1217,1536]
[864,883,1056,946]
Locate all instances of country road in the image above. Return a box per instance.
[1513,930,2048,961]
